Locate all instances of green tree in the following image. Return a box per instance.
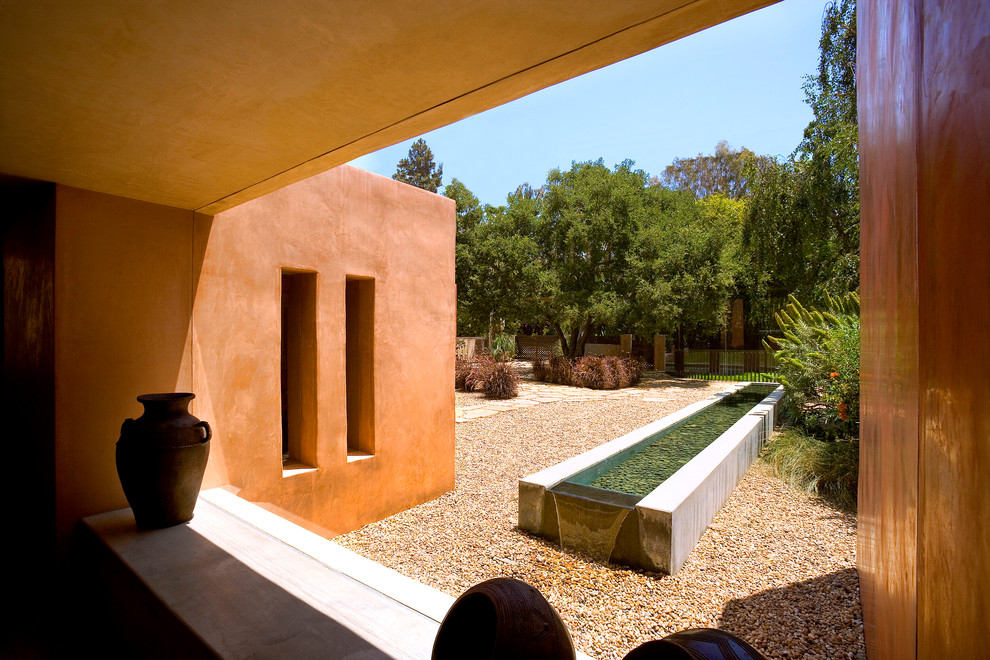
[444,178,484,239]
[455,215,546,337]
[627,190,744,347]
[797,0,858,293]
[742,157,819,324]
[393,138,443,192]
[450,161,745,353]
[655,140,762,199]
[447,180,545,336]
[742,0,858,326]
[537,159,648,357]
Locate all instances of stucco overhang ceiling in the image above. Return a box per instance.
[0,0,776,213]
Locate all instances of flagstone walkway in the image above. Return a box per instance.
[455,381,675,422]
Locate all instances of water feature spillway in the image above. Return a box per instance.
[518,382,783,574]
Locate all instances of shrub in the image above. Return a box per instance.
[532,357,549,382]
[618,355,644,386]
[490,333,516,362]
[455,356,472,390]
[572,355,618,389]
[765,292,860,439]
[463,354,495,392]
[547,355,572,384]
[762,427,859,512]
[484,361,520,399]
[533,354,643,390]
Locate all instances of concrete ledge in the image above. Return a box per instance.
[200,488,455,623]
[83,491,448,659]
[84,489,595,660]
[638,386,783,572]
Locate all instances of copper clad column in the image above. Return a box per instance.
[859,1,990,658]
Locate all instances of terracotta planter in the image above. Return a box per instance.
[623,629,767,660]
[116,393,211,529]
[432,577,574,660]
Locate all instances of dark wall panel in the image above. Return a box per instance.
[2,180,56,653]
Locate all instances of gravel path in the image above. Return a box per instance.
[337,372,865,660]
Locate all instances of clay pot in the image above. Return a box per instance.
[622,628,767,660]
[432,577,574,660]
[116,393,211,529]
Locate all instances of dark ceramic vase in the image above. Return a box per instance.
[622,628,768,660]
[116,393,211,529]
[432,577,574,660]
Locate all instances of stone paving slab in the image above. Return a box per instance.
[460,409,500,419]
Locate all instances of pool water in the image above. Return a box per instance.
[584,384,778,497]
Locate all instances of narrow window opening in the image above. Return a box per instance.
[281,270,317,471]
[345,277,375,459]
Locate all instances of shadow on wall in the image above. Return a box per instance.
[717,568,865,659]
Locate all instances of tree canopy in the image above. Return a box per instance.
[655,140,761,199]
[451,160,743,355]
[448,0,859,347]
[393,138,444,192]
[742,0,858,326]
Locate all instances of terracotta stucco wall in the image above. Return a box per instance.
[44,165,452,546]
[193,165,455,535]
[53,186,196,541]
[858,1,989,658]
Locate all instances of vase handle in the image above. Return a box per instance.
[195,420,212,442]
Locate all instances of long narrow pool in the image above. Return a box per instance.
[518,382,783,574]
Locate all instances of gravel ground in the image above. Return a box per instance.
[337,371,865,660]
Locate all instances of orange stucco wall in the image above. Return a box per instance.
[53,185,196,542]
[192,165,455,535]
[858,1,989,658]
[45,165,453,543]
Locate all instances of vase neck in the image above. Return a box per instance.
[137,393,195,418]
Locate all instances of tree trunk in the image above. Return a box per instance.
[575,316,594,358]
[568,326,579,359]
[552,321,570,359]
[674,322,686,373]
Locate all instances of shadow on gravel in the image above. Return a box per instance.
[717,568,865,659]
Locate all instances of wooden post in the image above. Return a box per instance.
[653,334,666,371]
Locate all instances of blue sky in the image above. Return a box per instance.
[349,0,829,207]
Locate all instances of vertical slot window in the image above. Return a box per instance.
[345,277,375,459]
[281,270,317,470]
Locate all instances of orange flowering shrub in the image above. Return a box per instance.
[765,293,859,439]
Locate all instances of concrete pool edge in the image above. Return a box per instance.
[518,382,784,574]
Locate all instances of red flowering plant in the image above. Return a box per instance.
[820,315,860,430]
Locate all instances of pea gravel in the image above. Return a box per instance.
[336,372,865,660]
